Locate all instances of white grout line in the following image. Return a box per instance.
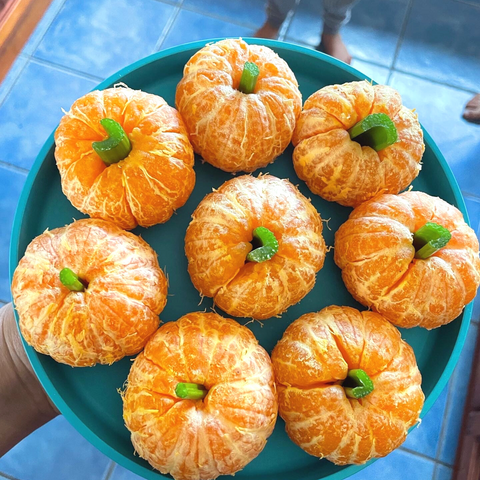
[0,160,29,176]
[387,0,414,83]
[102,461,117,480]
[154,4,184,51]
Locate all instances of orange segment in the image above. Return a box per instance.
[293,80,424,207]
[122,312,277,480]
[272,306,424,465]
[334,191,480,329]
[11,218,167,366]
[185,175,326,319]
[55,86,195,230]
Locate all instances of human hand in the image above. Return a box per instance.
[0,303,58,456]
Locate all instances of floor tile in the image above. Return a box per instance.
[0,60,96,170]
[389,72,480,198]
[348,448,436,480]
[351,59,390,84]
[109,464,143,480]
[396,0,480,92]
[22,0,67,55]
[438,322,479,464]
[287,0,408,67]
[435,464,453,480]
[182,0,266,27]
[0,416,110,480]
[159,10,253,51]
[464,195,480,235]
[0,55,29,107]
[402,385,448,459]
[0,166,27,303]
[34,0,176,79]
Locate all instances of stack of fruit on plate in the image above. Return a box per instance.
[11,39,480,480]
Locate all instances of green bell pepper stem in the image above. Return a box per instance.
[413,222,451,259]
[92,118,131,165]
[348,113,398,152]
[343,369,374,399]
[59,268,85,292]
[175,383,207,400]
[238,62,260,94]
[246,226,279,263]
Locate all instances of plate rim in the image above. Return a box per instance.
[8,37,472,480]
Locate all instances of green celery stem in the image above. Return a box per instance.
[175,382,207,400]
[238,62,260,95]
[343,369,374,399]
[92,118,131,165]
[348,113,398,152]
[413,222,451,259]
[246,226,279,263]
[59,268,85,292]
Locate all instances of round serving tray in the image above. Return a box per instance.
[9,38,472,480]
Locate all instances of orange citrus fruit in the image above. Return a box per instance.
[272,305,424,465]
[122,311,277,480]
[176,38,302,173]
[55,86,195,230]
[334,191,480,329]
[184,174,326,319]
[11,218,167,366]
[292,81,424,207]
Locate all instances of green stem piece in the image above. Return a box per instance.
[59,268,85,292]
[175,382,207,400]
[238,62,260,94]
[413,222,451,259]
[348,113,398,152]
[92,118,131,165]
[343,369,374,399]
[246,226,279,263]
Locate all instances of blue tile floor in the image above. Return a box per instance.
[1,0,479,479]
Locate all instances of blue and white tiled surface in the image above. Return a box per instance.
[1,0,479,479]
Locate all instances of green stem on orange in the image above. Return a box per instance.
[175,382,207,400]
[413,222,451,259]
[92,118,131,165]
[246,226,279,263]
[343,369,374,399]
[238,62,260,94]
[348,113,398,152]
[59,268,85,292]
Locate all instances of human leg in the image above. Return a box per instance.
[255,0,297,39]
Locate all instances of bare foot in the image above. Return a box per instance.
[317,32,352,64]
[463,94,480,125]
[254,21,279,39]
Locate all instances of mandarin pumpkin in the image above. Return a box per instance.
[334,191,480,329]
[272,305,424,465]
[176,38,302,173]
[184,174,326,319]
[292,80,424,207]
[54,86,195,230]
[122,311,277,480]
[11,218,167,366]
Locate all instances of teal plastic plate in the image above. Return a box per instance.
[9,39,473,480]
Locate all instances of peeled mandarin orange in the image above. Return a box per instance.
[55,86,195,230]
[292,81,424,207]
[175,38,302,173]
[11,218,167,366]
[272,305,424,465]
[122,311,277,480]
[334,191,480,329]
[184,174,326,319]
